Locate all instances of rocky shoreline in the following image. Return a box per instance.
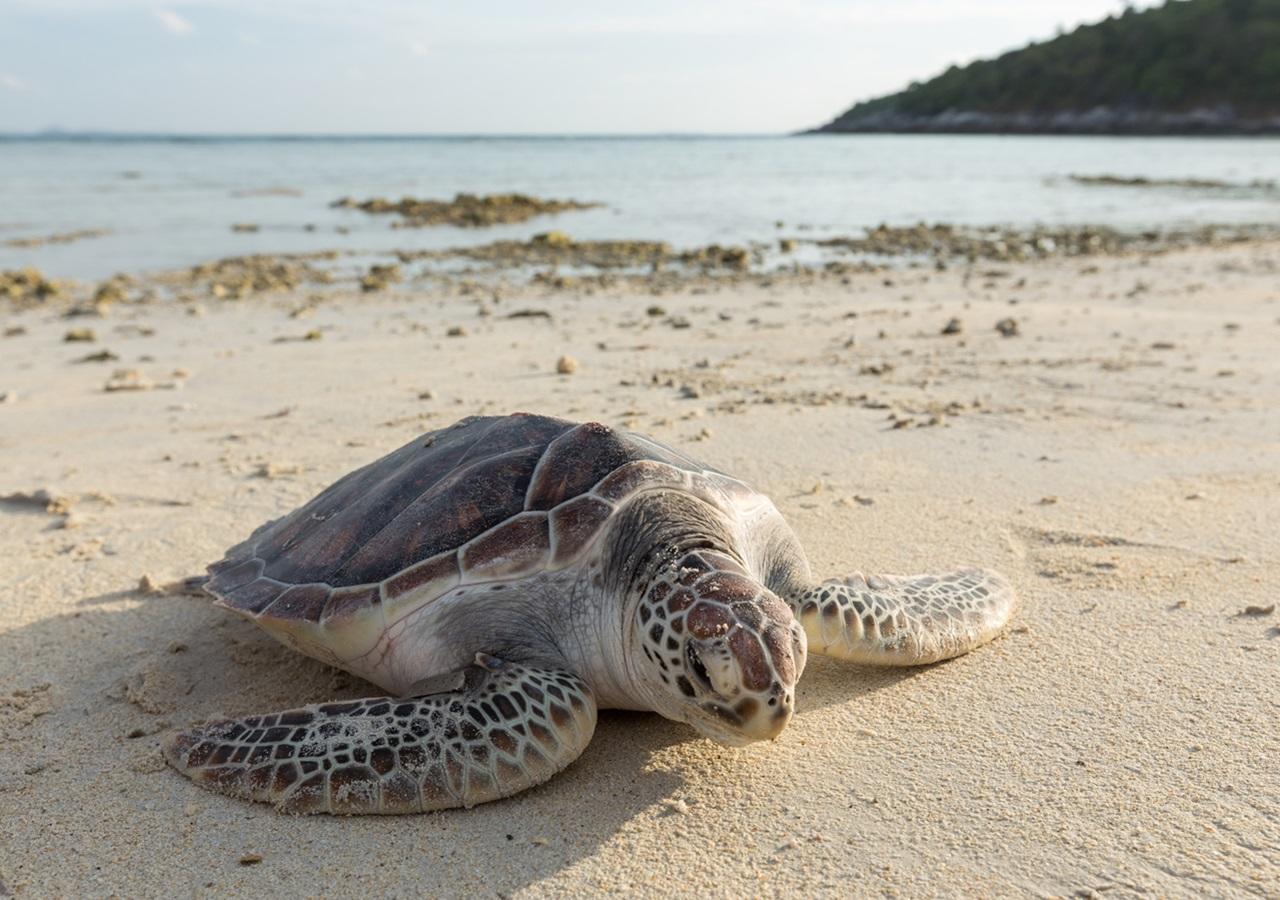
[5,221,1278,316]
[807,107,1280,136]
[329,193,599,228]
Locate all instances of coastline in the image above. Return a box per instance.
[807,109,1280,136]
[2,235,1278,896]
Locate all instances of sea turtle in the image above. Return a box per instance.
[165,413,1017,814]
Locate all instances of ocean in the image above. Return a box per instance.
[2,134,1278,281]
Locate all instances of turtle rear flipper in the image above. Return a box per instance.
[793,569,1018,665]
[163,655,595,815]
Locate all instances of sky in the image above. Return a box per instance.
[0,0,1155,135]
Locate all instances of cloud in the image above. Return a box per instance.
[153,7,194,35]
[0,74,28,92]
[407,39,429,57]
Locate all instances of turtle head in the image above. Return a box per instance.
[629,553,807,747]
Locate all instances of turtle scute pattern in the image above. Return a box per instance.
[796,568,1017,665]
[163,657,596,814]
[204,414,712,630]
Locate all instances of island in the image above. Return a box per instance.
[808,0,1280,135]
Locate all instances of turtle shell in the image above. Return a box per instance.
[205,413,743,657]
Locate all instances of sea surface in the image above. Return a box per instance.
[2,134,1278,280]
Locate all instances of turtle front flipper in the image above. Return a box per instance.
[163,654,596,815]
[792,569,1018,665]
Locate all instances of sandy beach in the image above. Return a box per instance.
[2,239,1278,897]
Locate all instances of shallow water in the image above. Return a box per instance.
[2,134,1278,280]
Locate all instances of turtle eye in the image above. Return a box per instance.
[686,643,713,691]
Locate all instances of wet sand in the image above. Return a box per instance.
[1,240,1278,897]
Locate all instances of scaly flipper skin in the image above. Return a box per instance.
[792,569,1017,665]
[163,654,596,815]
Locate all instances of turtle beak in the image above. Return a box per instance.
[743,681,794,741]
[701,680,793,743]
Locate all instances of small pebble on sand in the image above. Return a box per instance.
[556,355,579,375]
[995,317,1020,337]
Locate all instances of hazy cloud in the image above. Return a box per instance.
[153,7,194,35]
[0,73,29,92]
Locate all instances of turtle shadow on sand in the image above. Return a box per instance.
[792,653,923,716]
[2,589,687,896]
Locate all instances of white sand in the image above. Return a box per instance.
[1,242,1278,897]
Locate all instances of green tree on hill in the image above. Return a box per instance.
[815,0,1280,132]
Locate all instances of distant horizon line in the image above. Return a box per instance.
[0,130,794,141]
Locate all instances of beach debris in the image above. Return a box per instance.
[435,236,671,270]
[138,574,164,595]
[0,489,74,515]
[253,461,303,479]
[331,193,599,228]
[1,268,59,308]
[817,222,1269,264]
[102,368,185,392]
[779,238,796,252]
[191,255,318,299]
[940,317,963,335]
[64,327,96,343]
[73,349,119,364]
[680,244,750,271]
[72,278,132,317]
[273,329,323,343]
[505,308,552,320]
[0,390,15,404]
[555,355,579,375]
[231,223,260,233]
[4,326,27,337]
[1068,174,1278,192]
[1240,604,1275,617]
[446,326,468,337]
[646,305,667,317]
[4,228,109,249]
[360,263,401,292]
[995,317,1020,337]
[238,853,263,866]
[533,230,573,249]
